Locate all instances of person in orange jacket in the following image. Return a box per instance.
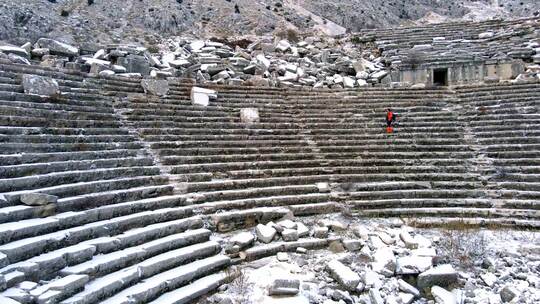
[386,108,396,133]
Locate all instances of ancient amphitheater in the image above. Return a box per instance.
[0,17,539,304]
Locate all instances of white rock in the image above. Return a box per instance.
[396,256,432,274]
[369,289,384,304]
[190,40,205,51]
[363,270,382,288]
[36,38,79,56]
[372,247,396,275]
[296,222,309,238]
[277,252,289,262]
[326,260,360,291]
[357,79,368,87]
[313,226,328,238]
[278,71,298,82]
[21,75,60,97]
[168,59,191,68]
[240,108,260,124]
[431,286,458,304]
[333,74,343,84]
[343,76,355,88]
[399,229,419,249]
[0,45,29,58]
[256,54,271,69]
[255,224,276,244]
[230,232,255,248]
[276,40,291,52]
[480,272,497,287]
[281,228,299,242]
[278,220,297,230]
[479,32,494,39]
[398,279,420,296]
[191,87,217,107]
[98,70,115,77]
[93,49,106,59]
[399,292,415,304]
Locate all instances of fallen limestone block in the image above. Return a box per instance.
[22,75,60,97]
[500,285,520,303]
[141,79,169,96]
[431,286,457,304]
[240,108,260,124]
[276,40,291,52]
[478,32,494,39]
[296,222,309,238]
[372,247,396,275]
[281,228,299,242]
[398,279,420,296]
[313,226,328,238]
[8,54,30,65]
[0,45,29,58]
[0,295,22,304]
[36,38,79,57]
[326,260,360,291]
[230,232,255,249]
[268,279,300,296]
[396,256,433,275]
[369,289,384,304]
[417,264,457,289]
[191,87,217,107]
[256,224,277,243]
[20,193,58,206]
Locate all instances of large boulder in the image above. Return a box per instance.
[326,260,360,291]
[141,79,169,96]
[117,55,151,76]
[21,75,60,97]
[36,38,79,57]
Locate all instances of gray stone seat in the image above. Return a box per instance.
[75,255,230,304]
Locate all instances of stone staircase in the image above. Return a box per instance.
[0,59,539,302]
[0,61,230,304]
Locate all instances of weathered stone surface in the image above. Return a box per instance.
[369,288,384,304]
[141,79,169,96]
[117,55,150,75]
[20,193,58,206]
[396,256,432,275]
[191,87,217,107]
[230,232,255,249]
[255,224,277,244]
[22,75,60,97]
[268,279,300,296]
[326,260,360,291]
[0,45,29,58]
[36,38,79,57]
[240,108,260,124]
[313,226,329,238]
[0,295,22,304]
[398,279,420,297]
[281,228,299,242]
[500,285,520,302]
[372,247,396,275]
[417,264,457,289]
[431,286,457,304]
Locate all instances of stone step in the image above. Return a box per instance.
[186,184,320,202]
[56,184,174,213]
[195,193,331,214]
[60,230,213,278]
[2,175,168,210]
[486,144,540,152]
[348,198,494,210]
[0,115,122,128]
[162,151,475,165]
[0,134,139,144]
[0,157,154,179]
[79,255,230,304]
[147,272,229,304]
[0,166,162,193]
[404,217,540,229]
[0,100,113,115]
[354,207,540,220]
[0,212,198,265]
[210,207,291,232]
[347,189,485,200]
[0,92,111,109]
[0,149,141,166]
[0,142,143,153]
[0,126,131,136]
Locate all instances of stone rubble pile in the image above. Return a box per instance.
[216,217,540,304]
[0,37,388,89]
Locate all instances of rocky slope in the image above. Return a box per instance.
[1,0,540,46]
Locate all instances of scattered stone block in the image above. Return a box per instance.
[281,228,299,242]
[500,285,520,302]
[22,75,60,97]
[396,256,433,275]
[431,286,457,304]
[417,264,457,289]
[240,108,260,124]
[398,279,420,297]
[369,288,384,304]
[230,232,255,249]
[191,87,217,107]
[141,79,169,96]
[36,38,79,57]
[296,222,309,238]
[313,226,328,238]
[0,45,29,58]
[255,224,276,244]
[268,279,299,296]
[20,193,58,206]
[276,252,289,262]
[326,260,360,291]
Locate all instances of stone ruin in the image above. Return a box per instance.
[0,17,539,304]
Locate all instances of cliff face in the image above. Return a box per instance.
[1,0,539,45]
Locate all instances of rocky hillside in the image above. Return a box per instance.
[1,0,540,46]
